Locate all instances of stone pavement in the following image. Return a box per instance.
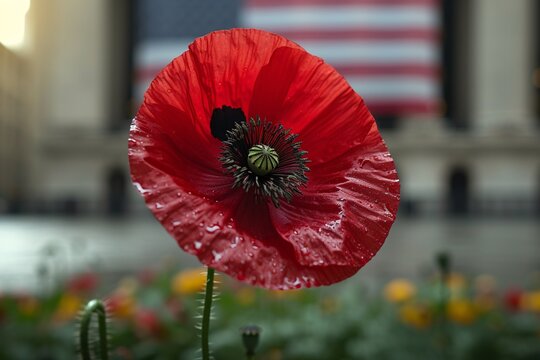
[0,215,538,292]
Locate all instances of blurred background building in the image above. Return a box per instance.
[0,0,539,290]
[1,0,538,217]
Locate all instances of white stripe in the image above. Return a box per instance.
[347,76,439,99]
[136,39,438,67]
[136,39,190,67]
[299,40,439,65]
[242,6,438,30]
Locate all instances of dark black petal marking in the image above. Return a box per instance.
[210,105,246,141]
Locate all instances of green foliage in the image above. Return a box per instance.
[0,267,539,360]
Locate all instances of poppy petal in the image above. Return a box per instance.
[249,46,373,166]
[130,29,400,290]
[143,29,301,144]
[270,125,400,268]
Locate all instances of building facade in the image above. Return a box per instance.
[1,0,539,216]
[0,43,28,212]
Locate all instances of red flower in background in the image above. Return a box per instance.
[66,272,98,294]
[129,29,399,289]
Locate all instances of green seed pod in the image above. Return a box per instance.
[247,144,279,176]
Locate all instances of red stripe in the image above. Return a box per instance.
[248,0,438,7]
[136,66,164,82]
[365,99,440,115]
[335,64,439,77]
[278,28,438,41]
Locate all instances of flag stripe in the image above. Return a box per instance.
[244,0,441,116]
[299,40,438,65]
[335,64,439,77]
[366,100,439,115]
[276,28,439,41]
[249,0,438,7]
[348,76,437,98]
[242,6,438,30]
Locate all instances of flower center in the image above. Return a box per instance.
[220,118,309,207]
[247,144,279,176]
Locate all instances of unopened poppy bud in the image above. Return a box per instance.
[436,252,451,277]
[241,325,261,357]
[247,144,279,176]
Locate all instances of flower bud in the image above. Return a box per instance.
[241,325,261,357]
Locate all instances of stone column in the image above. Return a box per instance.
[470,0,535,131]
[31,0,109,131]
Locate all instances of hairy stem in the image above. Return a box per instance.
[79,299,109,360]
[202,267,215,360]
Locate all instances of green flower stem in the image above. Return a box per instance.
[436,253,451,360]
[80,299,109,360]
[202,267,215,360]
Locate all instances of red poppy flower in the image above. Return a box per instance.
[129,29,399,290]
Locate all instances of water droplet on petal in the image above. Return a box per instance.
[205,225,221,233]
[212,250,223,262]
[194,241,202,250]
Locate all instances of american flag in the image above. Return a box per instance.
[134,0,440,116]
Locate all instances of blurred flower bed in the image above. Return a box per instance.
[1,267,539,360]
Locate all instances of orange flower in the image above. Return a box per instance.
[447,299,477,325]
[107,293,136,319]
[384,279,416,303]
[172,268,207,295]
[399,303,432,329]
[521,291,540,313]
[54,293,83,321]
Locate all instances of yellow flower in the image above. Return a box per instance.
[521,291,540,312]
[55,293,83,321]
[446,273,466,295]
[236,287,256,306]
[172,268,207,295]
[447,299,477,325]
[384,279,416,303]
[399,303,432,328]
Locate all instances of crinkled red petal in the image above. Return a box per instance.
[249,46,373,165]
[270,124,400,268]
[129,28,400,290]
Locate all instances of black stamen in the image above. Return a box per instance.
[210,106,246,141]
[220,118,309,207]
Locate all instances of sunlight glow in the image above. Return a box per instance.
[0,0,31,49]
